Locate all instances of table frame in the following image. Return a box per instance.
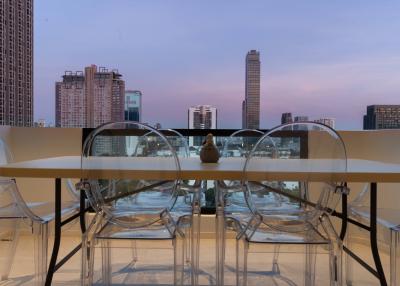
[1,157,395,285]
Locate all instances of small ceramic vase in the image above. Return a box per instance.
[200,133,219,163]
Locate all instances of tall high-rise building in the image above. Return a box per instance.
[124,90,142,122]
[188,105,217,129]
[314,118,335,129]
[363,105,400,130]
[242,50,260,129]
[55,65,125,128]
[281,113,293,124]
[0,0,33,126]
[188,105,217,146]
[55,72,85,127]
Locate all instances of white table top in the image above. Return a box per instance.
[1,156,400,182]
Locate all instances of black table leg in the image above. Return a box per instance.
[45,178,62,286]
[339,187,348,241]
[370,182,387,286]
[80,189,86,234]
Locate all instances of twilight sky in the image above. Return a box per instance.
[34,1,400,129]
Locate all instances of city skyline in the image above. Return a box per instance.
[34,1,400,129]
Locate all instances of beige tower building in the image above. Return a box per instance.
[242,50,260,129]
[0,0,33,126]
[55,65,125,128]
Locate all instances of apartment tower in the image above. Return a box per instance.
[55,65,125,128]
[242,50,260,129]
[0,0,33,126]
[363,105,400,130]
[188,105,217,146]
[125,90,142,122]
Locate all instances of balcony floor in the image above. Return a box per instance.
[1,235,383,285]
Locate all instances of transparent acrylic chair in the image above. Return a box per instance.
[346,184,399,286]
[80,122,196,286]
[160,129,201,286]
[215,129,264,285]
[230,122,347,286]
[134,128,201,285]
[0,139,79,285]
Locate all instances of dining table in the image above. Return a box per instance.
[1,155,399,286]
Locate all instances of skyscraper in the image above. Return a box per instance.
[363,105,400,130]
[243,50,260,129]
[0,0,33,126]
[188,105,217,129]
[55,65,125,128]
[55,71,86,127]
[124,90,142,122]
[281,113,293,124]
[188,105,217,146]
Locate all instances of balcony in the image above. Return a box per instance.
[1,126,400,285]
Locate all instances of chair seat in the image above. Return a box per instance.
[0,201,79,222]
[349,206,400,230]
[96,221,175,240]
[246,226,329,245]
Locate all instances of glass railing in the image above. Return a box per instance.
[82,128,308,213]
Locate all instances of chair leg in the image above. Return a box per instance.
[215,208,225,286]
[305,244,317,286]
[131,240,138,264]
[236,237,248,286]
[101,240,112,285]
[272,245,280,274]
[191,212,201,286]
[320,215,343,286]
[184,226,191,264]
[87,237,96,286]
[33,222,48,286]
[81,234,88,286]
[344,224,354,286]
[0,220,20,281]
[174,230,185,286]
[390,228,399,286]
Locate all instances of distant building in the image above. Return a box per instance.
[34,119,46,128]
[55,65,125,128]
[188,105,217,146]
[294,116,309,122]
[125,90,142,122]
[243,50,260,129]
[0,0,33,126]
[154,123,162,129]
[363,105,400,130]
[314,118,335,129]
[281,113,293,124]
[188,105,217,129]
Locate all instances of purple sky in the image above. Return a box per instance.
[34,1,400,129]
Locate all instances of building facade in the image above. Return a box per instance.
[0,0,33,126]
[294,116,309,122]
[124,90,142,122]
[314,118,335,129]
[242,50,260,129]
[55,65,125,128]
[281,113,293,124]
[188,105,217,146]
[188,105,217,129]
[363,105,400,130]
